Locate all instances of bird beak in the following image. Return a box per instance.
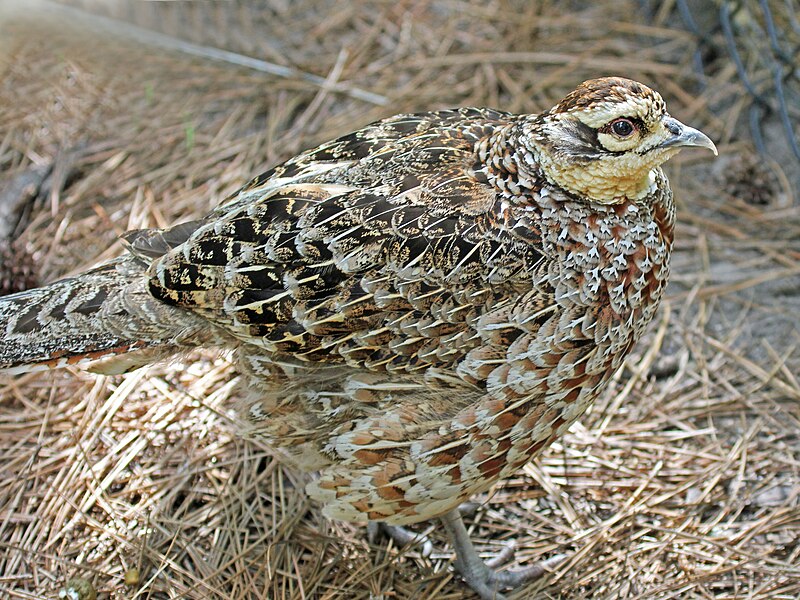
[660,117,718,155]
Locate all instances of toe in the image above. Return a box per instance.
[490,553,567,588]
[485,540,516,569]
[370,522,434,557]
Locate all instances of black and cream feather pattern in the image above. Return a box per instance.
[141,107,544,374]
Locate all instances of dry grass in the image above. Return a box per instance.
[1,1,799,599]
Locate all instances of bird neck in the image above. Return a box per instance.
[535,151,658,203]
[478,123,675,318]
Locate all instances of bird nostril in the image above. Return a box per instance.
[664,118,682,136]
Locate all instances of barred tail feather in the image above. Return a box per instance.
[0,257,207,375]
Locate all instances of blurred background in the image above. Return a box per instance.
[0,1,798,599]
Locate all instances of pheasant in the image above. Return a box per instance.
[0,77,716,599]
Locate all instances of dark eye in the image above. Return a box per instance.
[611,118,635,137]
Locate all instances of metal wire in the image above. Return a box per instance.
[668,0,800,166]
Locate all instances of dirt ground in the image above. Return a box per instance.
[0,1,798,599]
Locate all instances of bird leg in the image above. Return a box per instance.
[440,509,564,600]
[367,501,484,560]
[368,522,434,557]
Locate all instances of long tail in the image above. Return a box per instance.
[0,256,208,375]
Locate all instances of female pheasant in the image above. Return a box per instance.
[0,77,715,599]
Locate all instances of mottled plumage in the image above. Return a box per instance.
[0,77,716,599]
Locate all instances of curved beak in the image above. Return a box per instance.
[660,117,718,156]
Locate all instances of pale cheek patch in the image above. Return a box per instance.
[597,131,640,153]
[639,126,673,154]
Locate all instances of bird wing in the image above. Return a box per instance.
[135,108,546,373]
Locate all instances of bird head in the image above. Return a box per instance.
[529,77,717,204]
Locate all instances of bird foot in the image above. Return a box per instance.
[455,551,566,600]
[368,521,434,558]
[440,508,565,600]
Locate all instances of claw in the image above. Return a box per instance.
[440,509,564,600]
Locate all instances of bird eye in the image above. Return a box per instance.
[610,118,635,137]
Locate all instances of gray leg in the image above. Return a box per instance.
[440,509,565,600]
[368,521,434,558]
